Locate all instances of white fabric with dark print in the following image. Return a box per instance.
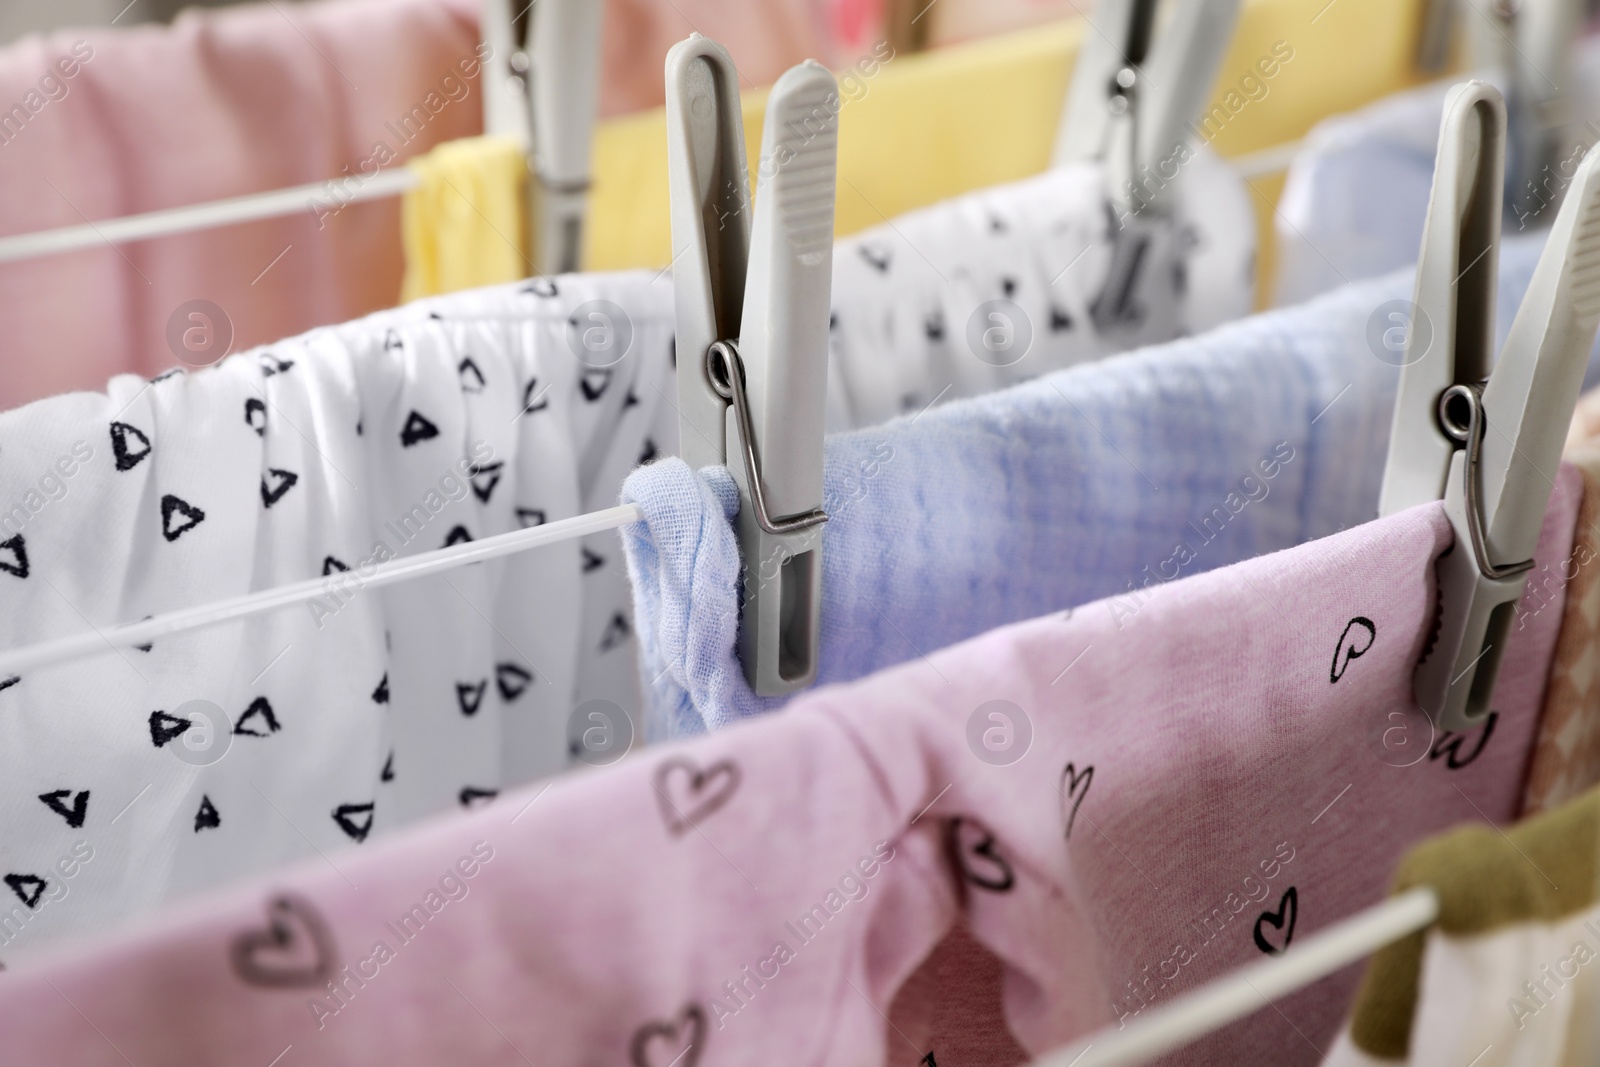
[824,147,1256,430]
[0,273,677,963]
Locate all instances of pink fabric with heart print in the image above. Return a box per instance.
[0,474,1578,1067]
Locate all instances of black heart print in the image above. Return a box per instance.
[1060,763,1093,841]
[3,874,47,909]
[160,494,206,542]
[194,794,221,832]
[233,697,281,737]
[1430,711,1498,770]
[653,758,740,836]
[38,789,89,829]
[0,535,27,579]
[230,893,336,988]
[630,1004,705,1067]
[148,710,192,748]
[945,817,1016,893]
[1330,617,1376,683]
[110,421,151,470]
[331,802,375,842]
[399,410,439,447]
[1253,886,1297,956]
[260,468,298,508]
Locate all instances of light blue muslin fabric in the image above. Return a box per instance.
[622,233,1600,737]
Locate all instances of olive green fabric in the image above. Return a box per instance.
[1348,784,1600,1058]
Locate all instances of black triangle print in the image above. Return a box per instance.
[3,874,46,910]
[637,439,659,467]
[1050,305,1075,332]
[160,494,206,542]
[356,419,363,436]
[260,468,299,508]
[384,330,404,352]
[623,389,640,409]
[259,354,294,376]
[522,278,559,298]
[496,662,533,702]
[380,751,395,782]
[989,214,1008,233]
[468,462,503,503]
[456,680,487,717]
[0,676,18,694]
[428,311,444,321]
[459,787,497,809]
[233,696,281,737]
[244,398,268,437]
[924,311,945,341]
[599,611,632,652]
[134,615,153,652]
[371,673,389,705]
[669,337,677,366]
[322,556,349,575]
[150,367,185,384]
[331,802,374,843]
[458,357,486,394]
[194,795,221,832]
[829,312,838,331]
[148,710,192,747]
[110,421,152,471]
[443,526,472,548]
[520,378,550,415]
[580,368,612,403]
[581,547,604,573]
[0,535,27,579]
[1000,276,1017,298]
[37,789,89,829]
[516,508,546,529]
[858,244,892,273]
[399,410,440,447]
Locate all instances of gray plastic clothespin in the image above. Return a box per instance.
[1051,0,1242,205]
[666,36,836,696]
[1381,80,1600,731]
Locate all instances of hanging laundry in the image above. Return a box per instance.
[1324,784,1600,1066]
[399,135,530,302]
[1521,443,1600,816]
[0,272,674,964]
[1274,36,1600,308]
[0,474,1578,1066]
[0,0,484,412]
[823,149,1256,430]
[622,232,1600,736]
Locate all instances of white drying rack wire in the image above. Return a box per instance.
[1027,887,1439,1067]
[0,138,1306,267]
[0,503,644,678]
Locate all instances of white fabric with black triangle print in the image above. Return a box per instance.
[822,150,1256,431]
[0,272,674,963]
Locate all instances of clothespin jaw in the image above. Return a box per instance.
[1410,89,1600,731]
[1379,81,1505,517]
[528,0,603,274]
[666,38,836,696]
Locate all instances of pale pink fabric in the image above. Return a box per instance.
[0,480,1578,1066]
[0,0,481,413]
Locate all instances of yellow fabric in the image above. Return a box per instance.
[400,134,529,302]
[585,0,1442,306]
